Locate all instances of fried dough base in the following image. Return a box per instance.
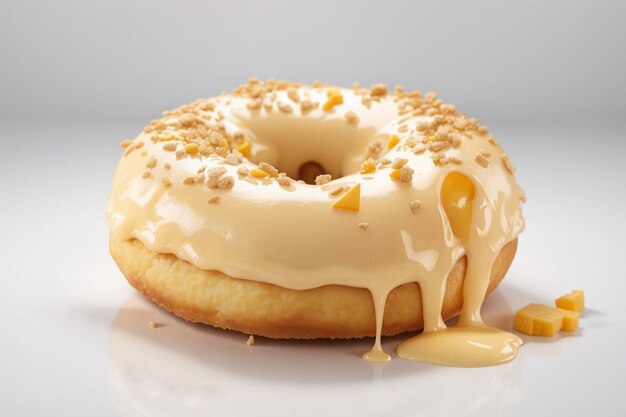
[110,235,517,339]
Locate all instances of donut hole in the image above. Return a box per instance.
[298,161,327,184]
[240,115,380,183]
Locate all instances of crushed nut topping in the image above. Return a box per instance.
[277,101,293,114]
[276,174,294,187]
[161,177,173,188]
[315,174,332,185]
[225,150,243,165]
[400,165,414,183]
[392,157,408,169]
[237,166,249,176]
[258,162,279,178]
[501,153,516,174]
[218,176,234,189]
[474,153,489,168]
[410,200,423,214]
[345,111,359,123]
[370,83,388,97]
[125,78,515,201]
[120,139,133,149]
[329,185,348,196]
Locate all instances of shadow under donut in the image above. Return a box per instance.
[107,290,527,417]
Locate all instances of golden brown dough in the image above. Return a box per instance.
[110,235,517,339]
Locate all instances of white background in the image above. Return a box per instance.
[1,1,625,416]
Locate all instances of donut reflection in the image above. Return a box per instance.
[108,292,526,417]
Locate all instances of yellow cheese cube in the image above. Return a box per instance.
[332,183,360,211]
[250,169,270,178]
[557,307,580,331]
[236,140,251,158]
[185,143,199,155]
[389,169,401,180]
[323,93,343,111]
[387,135,400,149]
[555,290,585,312]
[515,304,563,336]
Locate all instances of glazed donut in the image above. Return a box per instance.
[108,79,525,362]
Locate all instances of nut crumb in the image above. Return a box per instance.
[400,165,414,183]
[120,139,133,149]
[277,101,293,114]
[163,143,178,152]
[218,175,235,189]
[449,156,463,165]
[501,153,516,174]
[208,196,220,204]
[345,111,359,123]
[329,185,347,196]
[161,177,173,188]
[358,223,370,230]
[392,157,408,169]
[175,148,186,159]
[370,83,388,97]
[287,88,300,103]
[409,200,423,214]
[474,153,489,168]
[300,99,313,112]
[247,335,255,346]
[315,174,332,185]
[148,321,156,329]
[237,166,249,176]
[207,167,227,178]
[276,174,293,187]
[225,151,243,165]
[258,162,279,177]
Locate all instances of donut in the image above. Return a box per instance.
[108,79,525,365]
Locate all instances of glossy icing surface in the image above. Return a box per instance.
[108,80,526,366]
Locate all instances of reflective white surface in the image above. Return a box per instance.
[0,123,624,416]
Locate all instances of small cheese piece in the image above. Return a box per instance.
[515,303,580,336]
[250,168,270,178]
[360,158,376,174]
[559,308,580,331]
[515,304,562,336]
[237,140,251,158]
[323,92,344,111]
[387,135,400,150]
[332,183,360,211]
[555,290,585,312]
[389,169,401,180]
[185,143,199,155]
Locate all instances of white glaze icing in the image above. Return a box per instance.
[108,83,526,366]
